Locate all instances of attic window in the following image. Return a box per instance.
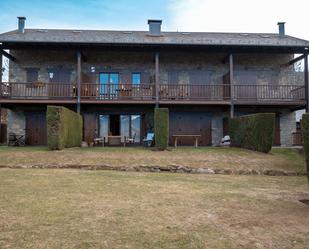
[123,31,133,34]
[72,30,82,33]
[36,30,48,33]
[239,33,249,36]
[260,34,271,38]
[181,32,191,35]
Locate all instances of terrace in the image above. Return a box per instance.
[0,82,305,106]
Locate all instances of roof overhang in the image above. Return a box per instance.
[0,41,308,54]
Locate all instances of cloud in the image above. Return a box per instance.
[168,0,309,40]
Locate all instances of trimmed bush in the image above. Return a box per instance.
[154,108,169,150]
[229,113,275,153]
[301,113,309,176]
[47,106,83,150]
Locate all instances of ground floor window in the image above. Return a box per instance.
[99,114,141,143]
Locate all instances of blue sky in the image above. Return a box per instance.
[0,0,309,39]
[0,0,170,32]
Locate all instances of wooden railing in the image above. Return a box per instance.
[233,84,305,101]
[0,82,75,99]
[0,82,305,103]
[80,83,155,100]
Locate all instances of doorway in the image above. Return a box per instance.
[109,115,120,135]
[99,73,119,98]
[99,114,141,144]
[25,112,47,145]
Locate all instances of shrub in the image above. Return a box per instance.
[47,106,83,150]
[301,113,309,175]
[154,108,169,150]
[229,113,275,153]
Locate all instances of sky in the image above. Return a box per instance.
[0,0,309,40]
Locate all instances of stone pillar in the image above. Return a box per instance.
[7,110,26,143]
[280,110,295,147]
[211,112,223,146]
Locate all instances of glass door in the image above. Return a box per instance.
[99,115,109,142]
[99,73,119,99]
[120,114,141,143]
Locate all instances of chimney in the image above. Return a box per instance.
[18,16,26,33]
[277,22,285,37]
[148,19,162,36]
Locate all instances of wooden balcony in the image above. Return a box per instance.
[0,82,305,106]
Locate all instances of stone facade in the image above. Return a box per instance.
[7,49,302,147]
[9,50,301,86]
[280,110,296,147]
[7,110,26,141]
[211,112,223,146]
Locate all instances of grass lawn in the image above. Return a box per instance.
[0,169,309,248]
[0,146,306,173]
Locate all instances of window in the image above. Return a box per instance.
[26,68,39,88]
[132,73,141,85]
[26,68,39,83]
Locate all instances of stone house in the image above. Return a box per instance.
[0,17,308,146]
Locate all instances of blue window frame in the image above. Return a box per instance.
[132,73,141,85]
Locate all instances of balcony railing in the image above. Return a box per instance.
[0,82,305,104]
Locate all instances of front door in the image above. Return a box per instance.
[25,112,47,146]
[99,73,119,99]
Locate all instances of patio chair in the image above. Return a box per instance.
[126,133,136,144]
[8,132,25,146]
[143,132,154,147]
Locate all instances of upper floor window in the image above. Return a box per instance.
[132,73,141,85]
[26,68,39,82]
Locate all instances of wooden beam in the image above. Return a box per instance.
[305,54,309,112]
[76,50,82,114]
[155,52,160,108]
[281,54,306,67]
[0,49,16,62]
[229,54,234,118]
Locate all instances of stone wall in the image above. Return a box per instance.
[211,112,223,146]
[280,110,296,147]
[7,110,26,143]
[8,49,301,86]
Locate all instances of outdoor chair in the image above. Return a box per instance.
[8,132,25,146]
[126,133,136,144]
[143,132,154,147]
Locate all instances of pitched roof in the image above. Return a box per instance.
[1,28,309,48]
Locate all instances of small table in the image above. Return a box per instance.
[108,136,125,147]
[172,135,201,148]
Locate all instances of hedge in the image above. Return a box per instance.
[154,108,169,150]
[229,113,275,153]
[47,106,83,150]
[301,113,309,176]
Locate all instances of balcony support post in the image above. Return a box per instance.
[305,53,309,112]
[0,50,2,84]
[0,52,2,131]
[155,52,160,108]
[229,53,234,118]
[76,49,82,114]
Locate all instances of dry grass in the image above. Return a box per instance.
[0,146,305,172]
[0,169,309,249]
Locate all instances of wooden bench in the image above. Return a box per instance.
[172,135,202,148]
